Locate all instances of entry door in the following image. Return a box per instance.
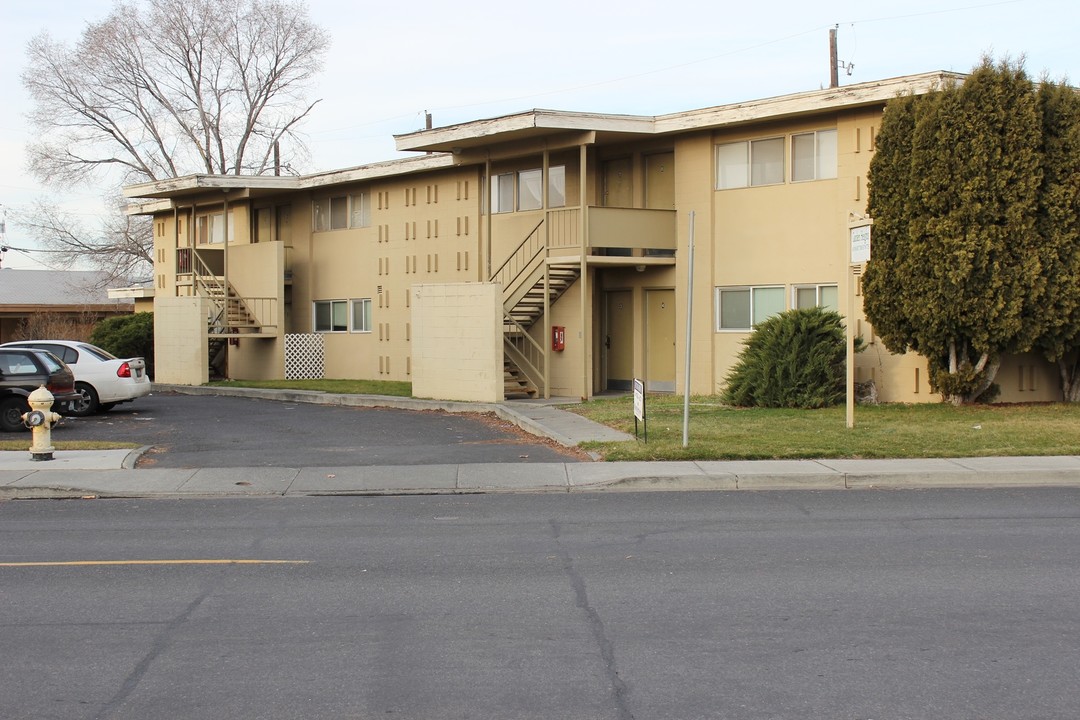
[602,158,633,208]
[605,290,634,391]
[645,289,676,392]
[645,152,675,209]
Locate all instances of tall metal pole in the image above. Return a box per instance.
[682,211,695,447]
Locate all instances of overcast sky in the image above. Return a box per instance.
[1,0,1076,270]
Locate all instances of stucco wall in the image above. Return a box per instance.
[153,297,209,386]
[411,282,503,402]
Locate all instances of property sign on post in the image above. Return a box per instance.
[633,378,646,442]
[850,224,871,264]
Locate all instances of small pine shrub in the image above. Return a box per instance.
[722,307,857,409]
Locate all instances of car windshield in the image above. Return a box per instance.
[77,344,117,361]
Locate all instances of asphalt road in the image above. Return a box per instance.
[3,487,1079,719]
[50,391,586,467]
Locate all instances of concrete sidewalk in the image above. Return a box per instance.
[3,386,1080,499]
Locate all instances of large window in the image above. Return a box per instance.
[351,298,372,333]
[490,166,567,213]
[313,193,370,232]
[314,300,348,332]
[716,138,785,189]
[791,130,838,182]
[716,285,785,330]
[793,284,839,312]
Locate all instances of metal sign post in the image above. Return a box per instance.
[633,378,646,443]
[847,222,871,429]
[682,211,695,448]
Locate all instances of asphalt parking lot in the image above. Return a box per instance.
[52,392,587,468]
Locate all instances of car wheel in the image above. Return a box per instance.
[0,396,29,433]
[71,382,101,417]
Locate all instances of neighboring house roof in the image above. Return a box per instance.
[0,269,135,312]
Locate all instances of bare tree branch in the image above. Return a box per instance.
[20,0,329,283]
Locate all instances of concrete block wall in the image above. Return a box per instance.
[412,282,502,402]
[154,297,209,386]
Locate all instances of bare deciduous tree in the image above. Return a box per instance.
[20,0,329,282]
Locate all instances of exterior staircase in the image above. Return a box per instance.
[494,219,581,399]
[191,252,266,377]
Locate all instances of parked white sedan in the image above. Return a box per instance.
[0,340,151,416]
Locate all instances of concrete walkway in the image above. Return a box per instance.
[3,386,1080,499]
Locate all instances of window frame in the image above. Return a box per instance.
[715,137,786,190]
[313,193,370,232]
[715,284,786,331]
[313,299,349,333]
[792,283,839,312]
[791,129,838,183]
[350,298,372,333]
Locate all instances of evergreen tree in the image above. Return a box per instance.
[1032,79,1080,399]
[863,58,1043,404]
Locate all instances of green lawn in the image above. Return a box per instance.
[567,395,1080,461]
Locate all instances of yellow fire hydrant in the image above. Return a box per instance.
[22,385,62,461]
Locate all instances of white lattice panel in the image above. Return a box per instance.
[285,333,324,379]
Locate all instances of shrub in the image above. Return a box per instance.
[90,312,155,375]
[722,307,857,409]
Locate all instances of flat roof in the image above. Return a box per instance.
[125,71,962,207]
[394,72,961,153]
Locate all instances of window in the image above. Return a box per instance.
[716,138,785,189]
[314,300,348,332]
[313,194,370,232]
[491,166,566,213]
[518,169,543,211]
[350,193,371,228]
[196,212,232,244]
[794,284,839,312]
[548,165,566,207]
[716,285,785,330]
[351,298,372,333]
[792,130,838,182]
[491,173,514,213]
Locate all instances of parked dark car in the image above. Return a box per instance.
[0,348,81,432]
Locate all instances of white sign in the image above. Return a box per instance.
[633,379,645,421]
[850,224,871,264]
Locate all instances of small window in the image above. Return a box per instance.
[350,193,371,228]
[491,173,514,214]
[716,285,785,330]
[313,196,349,232]
[794,284,839,312]
[792,130,838,182]
[196,212,232,244]
[351,298,372,333]
[548,165,566,208]
[716,138,785,189]
[314,300,348,332]
[517,169,543,211]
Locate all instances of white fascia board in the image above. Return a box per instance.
[297,153,457,189]
[395,110,657,151]
[123,174,300,199]
[655,72,962,134]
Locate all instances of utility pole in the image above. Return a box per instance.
[829,26,839,89]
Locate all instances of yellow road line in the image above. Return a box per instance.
[0,559,308,567]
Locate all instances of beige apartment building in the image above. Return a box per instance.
[124,71,1061,404]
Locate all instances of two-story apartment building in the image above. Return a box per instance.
[124,71,1062,404]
